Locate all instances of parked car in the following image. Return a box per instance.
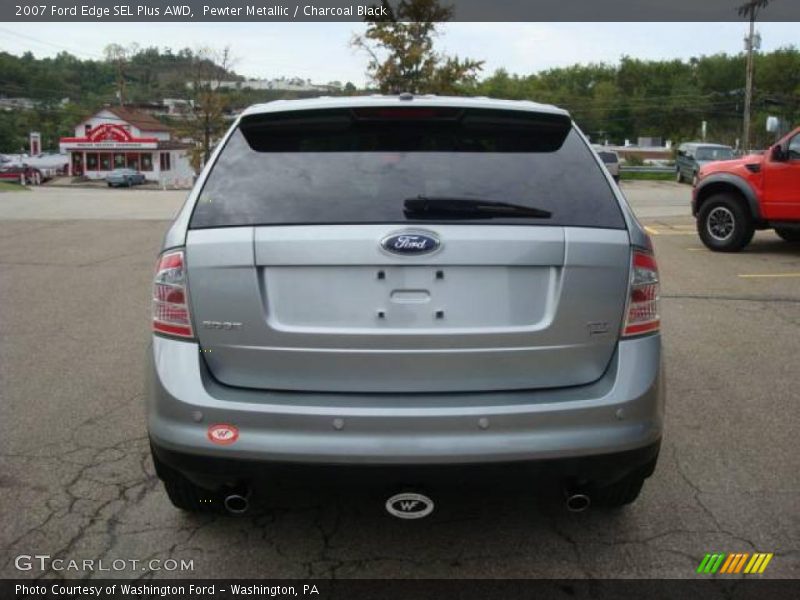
[0,163,43,185]
[25,153,70,178]
[148,96,664,515]
[692,126,800,251]
[676,142,735,184]
[593,146,621,182]
[106,168,146,187]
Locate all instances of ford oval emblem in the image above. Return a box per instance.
[385,492,435,519]
[381,231,441,256]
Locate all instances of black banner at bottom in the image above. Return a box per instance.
[4,579,799,600]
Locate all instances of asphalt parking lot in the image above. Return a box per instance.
[0,181,798,579]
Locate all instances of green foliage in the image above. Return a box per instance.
[466,48,799,148]
[1,39,798,154]
[351,0,483,93]
[624,154,646,167]
[0,47,238,153]
[0,181,30,192]
[0,46,364,154]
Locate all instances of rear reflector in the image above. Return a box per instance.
[152,249,193,338]
[622,248,660,337]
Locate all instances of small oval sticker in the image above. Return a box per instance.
[385,492,435,519]
[207,424,239,445]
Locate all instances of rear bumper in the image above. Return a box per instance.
[147,334,664,473]
[151,438,661,490]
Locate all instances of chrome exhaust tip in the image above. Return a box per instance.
[565,492,591,512]
[223,492,250,515]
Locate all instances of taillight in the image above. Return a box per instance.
[622,248,660,337]
[152,249,193,338]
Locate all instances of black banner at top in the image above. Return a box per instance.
[3,0,800,22]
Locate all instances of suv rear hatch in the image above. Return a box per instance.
[185,104,630,393]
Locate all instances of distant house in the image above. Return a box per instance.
[637,137,663,148]
[189,77,343,93]
[0,97,70,112]
[59,107,195,187]
[160,98,194,118]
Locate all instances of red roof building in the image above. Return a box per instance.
[59,107,195,187]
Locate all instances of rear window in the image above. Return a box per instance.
[695,147,734,161]
[597,151,618,163]
[190,107,625,229]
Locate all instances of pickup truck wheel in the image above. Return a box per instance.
[697,195,754,252]
[775,228,800,243]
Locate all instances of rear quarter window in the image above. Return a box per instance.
[597,151,618,163]
[190,108,625,230]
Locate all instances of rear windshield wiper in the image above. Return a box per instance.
[403,196,552,219]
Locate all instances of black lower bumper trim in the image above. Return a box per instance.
[150,439,661,491]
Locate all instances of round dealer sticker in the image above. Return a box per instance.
[207,424,239,445]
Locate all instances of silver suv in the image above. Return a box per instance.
[147,96,664,514]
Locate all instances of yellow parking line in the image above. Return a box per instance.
[644,226,659,235]
[738,273,800,279]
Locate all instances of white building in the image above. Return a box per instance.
[59,107,195,188]
[190,78,343,93]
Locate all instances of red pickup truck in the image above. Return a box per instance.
[0,163,43,185]
[692,126,800,251]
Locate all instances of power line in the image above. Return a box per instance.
[0,27,106,61]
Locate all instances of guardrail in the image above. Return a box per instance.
[620,165,673,174]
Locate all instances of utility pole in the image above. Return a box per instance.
[115,59,126,106]
[743,15,756,153]
[738,0,770,153]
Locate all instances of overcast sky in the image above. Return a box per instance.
[0,22,797,86]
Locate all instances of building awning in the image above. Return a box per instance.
[60,123,159,151]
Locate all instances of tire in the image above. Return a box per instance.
[775,228,800,243]
[107,182,113,187]
[675,169,684,183]
[151,447,219,512]
[697,194,755,252]
[592,473,646,508]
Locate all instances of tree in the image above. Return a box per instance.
[104,43,139,105]
[351,0,483,94]
[182,47,234,169]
